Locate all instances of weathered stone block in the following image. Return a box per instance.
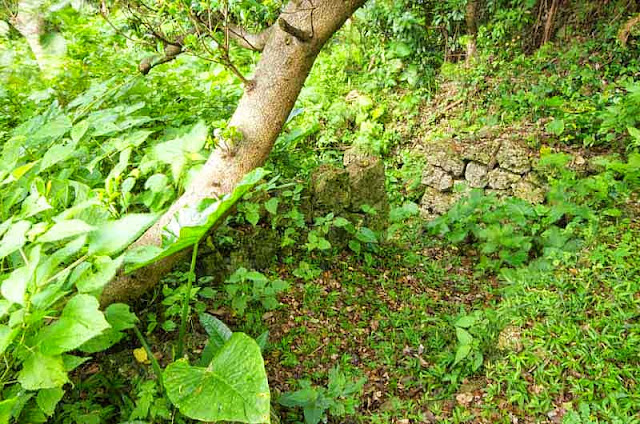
[487,168,521,190]
[461,140,501,164]
[465,161,488,188]
[496,140,531,174]
[422,165,454,192]
[513,180,545,204]
[311,164,350,213]
[426,150,466,177]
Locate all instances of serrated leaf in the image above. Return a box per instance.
[39,295,110,356]
[18,352,68,390]
[80,303,137,353]
[76,255,123,293]
[36,387,64,416]
[0,325,18,355]
[1,246,40,306]
[62,355,90,371]
[164,333,269,423]
[0,397,17,424]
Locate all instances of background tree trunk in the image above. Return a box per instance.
[100,0,368,306]
[465,0,479,66]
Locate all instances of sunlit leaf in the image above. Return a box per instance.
[125,168,268,273]
[164,333,270,423]
[38,295,110,355]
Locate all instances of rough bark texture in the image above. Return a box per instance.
[101,0,368,305]
[465,0,478,66]
[542,0,560,45]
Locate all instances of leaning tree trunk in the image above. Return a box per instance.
[100,0,368,305]
[11,0,47,69]
[11,0,66,73]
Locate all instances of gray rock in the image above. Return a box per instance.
[343,147,373,167]
[422,165,454,192]
[311,165,351,213]
[513,180,545,204]
[496,140,531,174]
[462,140,501,164]
[346,155,388,215]
[487,168,521,190]
[420,187,457,215]
[465,162,488,188]
[426,150,466,177]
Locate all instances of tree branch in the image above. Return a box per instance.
[278,17,312,42]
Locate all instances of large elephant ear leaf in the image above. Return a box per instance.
[163,333,270,423]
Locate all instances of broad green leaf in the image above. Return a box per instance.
[80,303,137,353]
[0,397,17,424]
[0,325,18,354]
[0,220,30,260]
[164,333,270,423]
[546,118,565,136]
[264,198,279,215]
[39,295,110,356]
[70,120,90,143]
[88,213,158,256]
[40,141,77,172]
[76,255,123,293]
[197,313,232,365]
[456,327,473,346]
[0,300,11,319]
[125,168,269,273]
[1,267,29,306]
[18,352,68,390]
[454,344,472,365]
[38,220,94,243]
[1,246,41,306]
[356,227,378,244]
[279,388,318,407]
[36,387,64,416]
[455,315,477,329]
[62,355,90,371]
[13,162,37,179]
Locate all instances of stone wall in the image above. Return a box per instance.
[419,136,545,219]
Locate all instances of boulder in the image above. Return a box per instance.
[513,180,545,204]
[426,150,465,177]
[345,153,388,213]
[420,187,457,215]
[422,164,454,192]
[462,139,501,164]
[311,164,351,214]
[496,140,531,174]
[465,162,488,188]
[487,168,521,190]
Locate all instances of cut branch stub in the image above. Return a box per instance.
[278,17,313,42]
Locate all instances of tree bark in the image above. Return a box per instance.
[100,0,368,306]
[465,0,479,66]
[542,0,560,45]
[11,0,65,73]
